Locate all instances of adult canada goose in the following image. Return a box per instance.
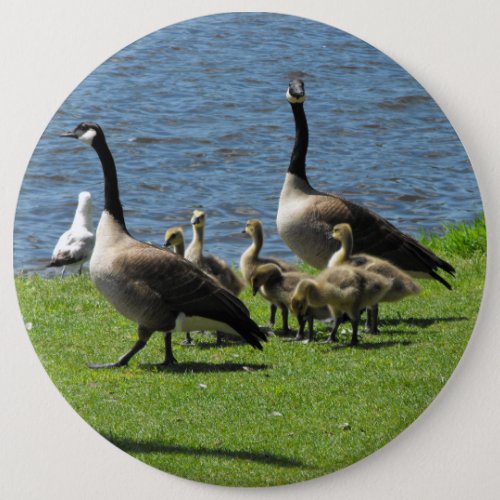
[329,223,421,333]
[240,219,297,327]
[185,209,245,297]
[48,191,95,277]
[251,263,331,341]
[163,227,194,346]
[276,79,455,289]
[290,266,391,346]
[60,122,266,368]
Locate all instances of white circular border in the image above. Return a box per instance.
[1,1,499,499]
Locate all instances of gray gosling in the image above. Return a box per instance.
[240,219,296,327]
[251,263,331,341]
[329,223,422,333]
[60,122,266,368]
[164,227,194,346]
[186,209,245,297]
[290,266,391,346]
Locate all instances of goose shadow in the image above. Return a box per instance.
[327,339,413,350]
[139,361,269,374]
[379,316,468,329]
[102,435,309,469]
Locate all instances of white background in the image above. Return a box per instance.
[1,1,499,498]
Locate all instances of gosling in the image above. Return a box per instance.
[329,223,422,333]
[186,209,244,297]
[240,219,297,327]
[251,263,331,341]
[291,266,392,346]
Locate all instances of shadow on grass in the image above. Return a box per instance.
[380,316,468,329]
[103,435,309,468]
[139,361,269,374]
[328,339,413,350]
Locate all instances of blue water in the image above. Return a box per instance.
[14,13,482,274]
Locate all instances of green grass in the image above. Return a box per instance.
[15,218,486,487]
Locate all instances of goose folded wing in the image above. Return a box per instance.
[311,194,454,277]
[117,244,266,347]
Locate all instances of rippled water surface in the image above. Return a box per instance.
[14,13,482,274]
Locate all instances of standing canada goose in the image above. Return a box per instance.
[240,219,297,327]
[251,263,331,341]
[276,79,455,288]
[48,191,95,277]
[330,223,422,333]
[290,266,391,346]
[60,122,266,368]
[185,209,245,297]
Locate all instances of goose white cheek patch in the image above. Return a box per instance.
[79,129,97,145]
[286,89,306,104]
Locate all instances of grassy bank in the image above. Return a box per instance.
[15,219,486,487]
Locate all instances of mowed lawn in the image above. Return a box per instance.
[15,221,485,487]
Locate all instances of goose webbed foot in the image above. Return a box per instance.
[181,332,194,346]
[87,339,147,369]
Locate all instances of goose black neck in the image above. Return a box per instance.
[288,102,309,182]
[93,139,127,230]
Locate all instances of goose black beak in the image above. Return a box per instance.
[252,284,259,296]
[60,131,77,138]
[163,241,171,248]
[191,217,200,225]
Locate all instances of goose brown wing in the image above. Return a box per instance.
[312,192,455,286]
[118,243,266,348]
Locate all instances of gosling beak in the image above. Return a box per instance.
[163,240,171,248]
[60,131,77,138]
[191,217,200,225]
[252,284,259,296]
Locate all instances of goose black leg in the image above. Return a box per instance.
[268,304,277,328]
[307,316,315,342]
[350,317,360,346]
[181,331,194,346]
[324,316,342,343]
[295,314,306,340]
[365,305,379,334]
[87,339,147,369]
[281,305,290,335]
[160,331,178,366]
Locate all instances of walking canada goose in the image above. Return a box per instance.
[185,209,245,297]
[48,191,95,277]
[290,266,391,346]
[240,219,297,327]
[330,223,422,333]
[251,263,331,341]
[60,122,266,368]
[276,79,455,289]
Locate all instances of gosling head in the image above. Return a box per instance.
[60,122,104,147]
[164,227,184,248]
[250,263,281,296]
[242,219,263,237]
[331,223,352,242]
[286,79,306,104]
[290,280,314,316]
[191,209,206,228]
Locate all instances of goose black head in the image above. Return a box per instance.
[286,79,306,104]
[60,122,104,147]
